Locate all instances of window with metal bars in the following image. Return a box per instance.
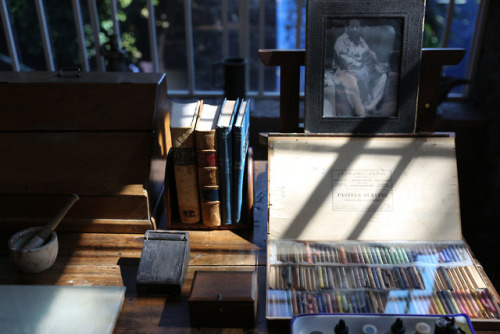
[0,0,489,100]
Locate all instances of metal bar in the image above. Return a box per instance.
[222,0,228,58]
[87,0,105,71]
[184,0,195,93]
[34,0,55,70]
[71,0,90,71]
[0,0,20,71]
[257,0,265,95]
[442,0,455,47]
[147,0,159,72]
[463,0,490,97]
[110,0,121,47]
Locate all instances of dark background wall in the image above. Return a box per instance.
[438,0,500,288]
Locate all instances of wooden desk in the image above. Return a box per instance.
[0,161,497,333]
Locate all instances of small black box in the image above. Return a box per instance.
[188,271,258,328]
[136,230,190,294]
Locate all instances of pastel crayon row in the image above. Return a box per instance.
[267,289,387,318]
[267,288,499,319]
[273,242,471,265]
[270,265,436,291]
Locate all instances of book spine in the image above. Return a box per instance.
[232,109,250,224]
[217,126,233,225]
[196,132,221,226]
[172,141,200,224]
[232,129,248,223]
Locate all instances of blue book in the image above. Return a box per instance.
[232,99,251,223]
[216,98,239,225]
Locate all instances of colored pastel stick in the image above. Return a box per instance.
[456,290,473,317]
[437,290,453,314]
[304,241,312,263]
[296,291,304,315]
[446,290,461,313]
[371,267,382,290]
[399,267,411,289]
[441,248,451,262]
[330,292,338,313]
[375,247,384,264]
[357,292,367,313]
[394,267,405,289]
[352,247,360,263]
[432,291,446,314]
[400,248,410,263]
[407,267,419,289]
[316,294,324,313]
[357,245,366,263]
[383,248,392,264]
[340,267,348,288]
[339,245,347,264]
[317,266,324,289]
[361,292,371,313]
[336,291,343,313]
[439,267,454,290]
[471,291,488,318]
[350,294,358,313]
[371,291,382,313]
[363,246,373,264]
[341,292,350,313]
[371,247,379,264]
[480,290,497,314]
[291,288,299,315]
[325,292,334,313]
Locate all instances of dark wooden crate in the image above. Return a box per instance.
[0,72,170,233]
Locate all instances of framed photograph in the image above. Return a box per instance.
[304,0,425,133]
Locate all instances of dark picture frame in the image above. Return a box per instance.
[304,0,425,133]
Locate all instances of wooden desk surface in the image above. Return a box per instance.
[0,161,497,333]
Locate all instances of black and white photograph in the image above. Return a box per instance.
[304,0,426,133]
[323,18,402,118]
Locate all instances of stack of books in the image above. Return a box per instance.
[169,98,251,227]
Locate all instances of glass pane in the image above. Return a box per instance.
[156,0,188,90]
[266,239,500,321]
[443,0,481,80]
[192,0,223,91]
[7,2,43,70]
[424,0,449,48]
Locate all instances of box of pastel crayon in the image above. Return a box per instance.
[265,134,500,330]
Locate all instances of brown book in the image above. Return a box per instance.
[195,102,222,226]
[170,100,201,224]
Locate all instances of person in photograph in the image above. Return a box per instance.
[328,19,389,117]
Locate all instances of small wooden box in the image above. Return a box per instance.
[0,71,170,233]
[266,134,500,330]
[189,271,258,327]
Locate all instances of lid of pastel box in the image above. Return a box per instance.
[267,134,461,242]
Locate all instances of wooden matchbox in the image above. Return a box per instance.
[266,134,500,330]
[136,230,190,295]
[188,271,257,328]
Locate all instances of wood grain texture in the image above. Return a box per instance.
[0,161,497,333]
